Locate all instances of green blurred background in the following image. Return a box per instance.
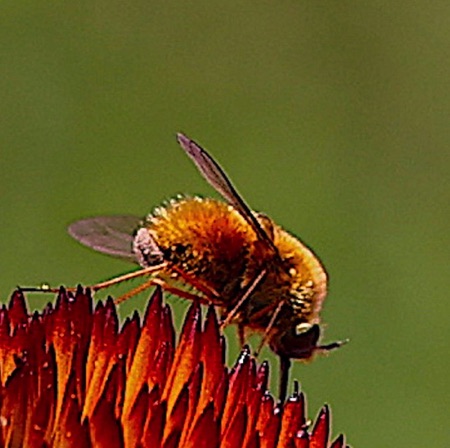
[1,2,449,446]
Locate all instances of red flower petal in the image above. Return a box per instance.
[310,405,330,448]
[123,287,164,420]
[183,402,220,448]
[0,287,348,447]
[278,389,306,445]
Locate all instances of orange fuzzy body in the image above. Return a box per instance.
[145,196,328,333]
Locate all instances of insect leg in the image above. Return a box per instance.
[18,284,76,294]
[170,264,221,300]
[114,277,158,304]
[18,264,167,295]
[253,299,285,356]
[246,299,279,324]
[220,269,267,329]
[113,276,216,306]
[149,278,213,306]
[90,263,167,292]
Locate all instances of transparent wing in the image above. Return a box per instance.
[177,133,279,254]
[68,215,142,263]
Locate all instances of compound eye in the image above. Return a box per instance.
[133,228,164,267]
[295,322,314,335]
[270,323,321,360]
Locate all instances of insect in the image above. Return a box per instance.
[68,133,347,402]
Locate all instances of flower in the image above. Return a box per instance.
[0,287,348,447]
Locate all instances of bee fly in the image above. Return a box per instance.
[37,133,348,402]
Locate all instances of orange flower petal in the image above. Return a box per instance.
[196,306,226,416]
[221,347,251,434]
[162,300,202,415]
[162,384,189,445]
[83,298,118,421]
[140,389,166,447]
[0,287,348,447]
[49,290,80,431]
[0,292,29,386]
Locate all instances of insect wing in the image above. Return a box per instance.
[68,215,142,263]
[177,133,279,255]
